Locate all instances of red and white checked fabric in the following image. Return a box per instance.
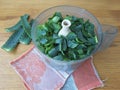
[11,46,103,90]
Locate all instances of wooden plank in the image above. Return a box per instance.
[0,0,120,90]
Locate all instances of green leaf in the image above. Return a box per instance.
[45,22,53,34]
[1,27,24,51]
[35,12,98,60]
[86,46,94,55]
[77,49,84,55]
[79,54,86,59]
[70,23,87,42]
[75,38,83,44]
[58,42,65,55]
[6,14,29,32]
[53,34,59,39]
[76,44,87,50]
[68,40,78,48]
[81,28,90,37]
[37,24,48,31]
[53,12,63,21]
[66,32,77,40]
[45,44,53,54]
[87,36,98,45]
[62,38,67,51]
[68,50,77,60]
[19,19,33,44]
[19,30,31,45]
[52,23,61,33]
[53,54,63,60]
[71,16,78,22]
[58,41,62,51]
[36,25,47,41]
[55,38,62,44]
[51,16,60,23]
[40,38,48,44]
[21,15,31,38]
[65,15,72,21]
[79,18,84,24]
[84,20,95,36]
[48,47,59,57]
[30,19,34,26]
[37,45,45,53]
[37,29,46,36]
[95,35,98,43]
[44,40,54,47]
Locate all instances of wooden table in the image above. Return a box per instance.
[0,0,120,90]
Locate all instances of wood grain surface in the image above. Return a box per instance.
[0,0,120,90]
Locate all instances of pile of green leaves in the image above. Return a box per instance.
[36,12,98,61]
[1,14,34,51]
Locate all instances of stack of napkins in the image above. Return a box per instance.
[11,46,103,90]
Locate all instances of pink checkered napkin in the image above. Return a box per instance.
[11,46,103,90]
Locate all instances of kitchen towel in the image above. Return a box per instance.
[11,46,103,90]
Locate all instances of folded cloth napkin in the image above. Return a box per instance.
[11,46,103,90]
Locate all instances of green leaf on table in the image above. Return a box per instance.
[19,19,33,44]
[19,29,31,45]
[1,27,24,51]
[21,15,31,38]
[6,14,29,32]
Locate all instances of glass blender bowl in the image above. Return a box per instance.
[31,5,118,73]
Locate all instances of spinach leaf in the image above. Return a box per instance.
[66,32,77,40]
[40,38,48,44]
[67,40,78,48]
[48,46,59,57]
[36,12,98,60]
[53,54,63,60]
[62,38,67,51]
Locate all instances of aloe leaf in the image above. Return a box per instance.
[21,15,31,38]
[6,14,29,32]
[1,27,24,51]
